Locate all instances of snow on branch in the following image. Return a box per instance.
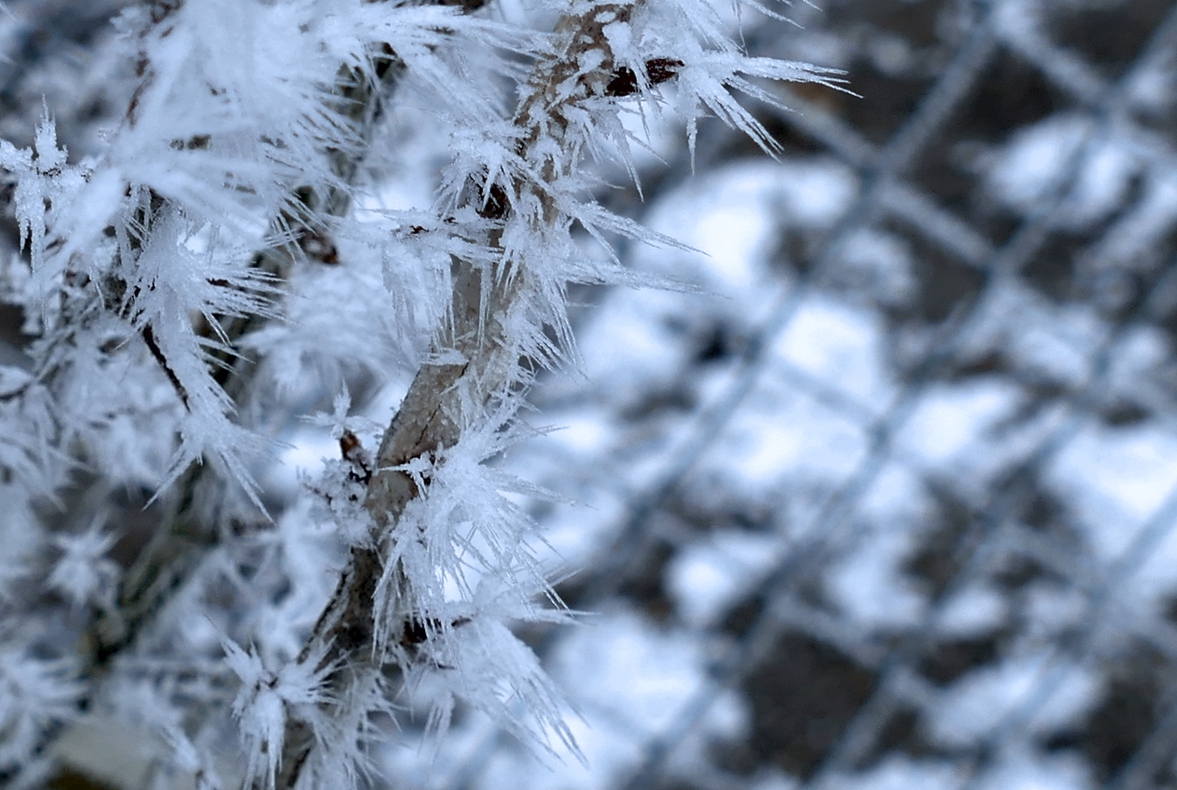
[0,0,839,787]
[262,0,842,786]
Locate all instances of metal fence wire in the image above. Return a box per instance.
[414,2,1177,789]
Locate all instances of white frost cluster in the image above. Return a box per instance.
[0,0,841,787]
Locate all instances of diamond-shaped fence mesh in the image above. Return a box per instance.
[428,2,1177,789]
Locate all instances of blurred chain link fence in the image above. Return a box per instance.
[459,2,1177,789]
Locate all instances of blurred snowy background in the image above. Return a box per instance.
[8,0,1177,788]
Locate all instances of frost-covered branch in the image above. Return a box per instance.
[85,0,444,675]
[262,1,843,786]
[0,1,501,783]
[0,0,841,786]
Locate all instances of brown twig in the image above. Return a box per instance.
[269,5,644,786]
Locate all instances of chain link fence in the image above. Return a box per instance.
[405,2,1177,789]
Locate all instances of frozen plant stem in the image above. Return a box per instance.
[88,5,410,671]
[263,0,847,783]
[269,6,645,783]
[20,0,456,780]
